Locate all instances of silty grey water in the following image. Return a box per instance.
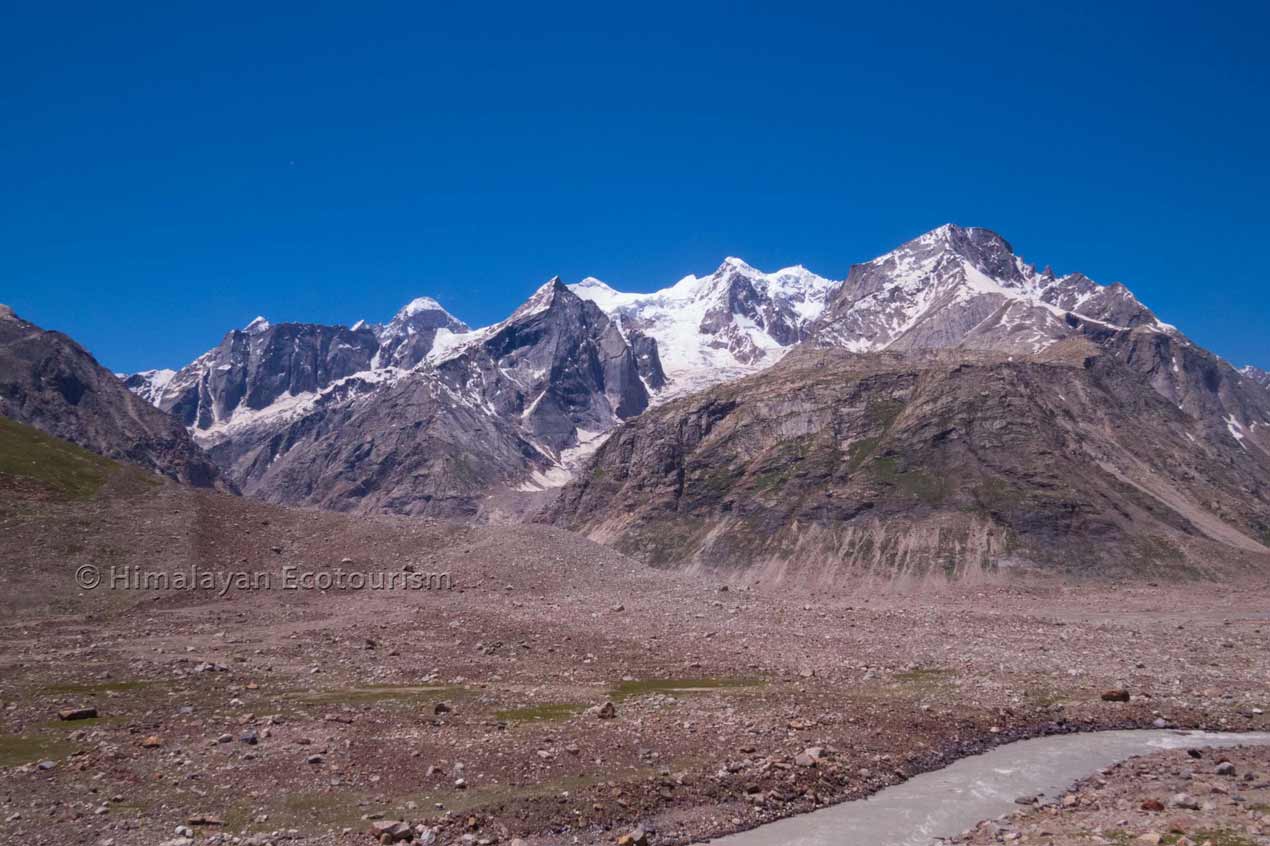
[708,730,1270,846]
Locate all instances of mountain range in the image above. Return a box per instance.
[3,224,1266,575]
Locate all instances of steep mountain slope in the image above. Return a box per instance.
[803,225,1270,455]
[0,306,228,489]
[570,258,836,397]
[547,345,1270,579]
[157,280,652,517]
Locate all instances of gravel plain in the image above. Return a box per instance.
[2,475,1268,846]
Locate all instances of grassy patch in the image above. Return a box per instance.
[223,790,370,833]
[285,684,456,707]
[0,416,116,498]
[0,733,75,768]
[866,398,906,429]
[1186,831,1261,846]
[495,702,585,723]
[846,436,882,472]
[893,667,952,684]
[37,714,127,731]
[870,456,949,504]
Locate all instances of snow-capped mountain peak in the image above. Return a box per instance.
[719,256,759,273]
[570,258,838,398]
[511,276,571,319]
[376,294,469,368]
[244,316,271,333]
[382,296,464,334]
[394,296,446,320]
[810,223,1176,354]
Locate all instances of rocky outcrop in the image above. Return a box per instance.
[547,346,1270,579]
[0,307,229,489]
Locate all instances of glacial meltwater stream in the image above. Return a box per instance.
[709,730,1270,846]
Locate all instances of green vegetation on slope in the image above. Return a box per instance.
[0,415,116,498]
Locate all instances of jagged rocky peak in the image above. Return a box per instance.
[434,276,652,449]
[508,276,572,320]
[175,275,662,517]
[0,303,16,320]
[152,319,383,430]
[132,291,468,429]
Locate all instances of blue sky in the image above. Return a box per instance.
[3,1,1267,373]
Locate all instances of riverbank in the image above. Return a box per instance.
[707,731,1270,846]
[952,742,1270,846]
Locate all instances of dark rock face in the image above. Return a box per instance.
[548,346,1270,578]
[626,329,667,390]
[0,308,229,489]
[178,281,652,517]
[157,320,381,430]
[438,280,650,452]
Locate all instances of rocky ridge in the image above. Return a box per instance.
[0,307,229,489]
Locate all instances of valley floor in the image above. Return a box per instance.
[1,475,1268,846]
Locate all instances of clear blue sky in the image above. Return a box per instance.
[3,1,1267,373]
